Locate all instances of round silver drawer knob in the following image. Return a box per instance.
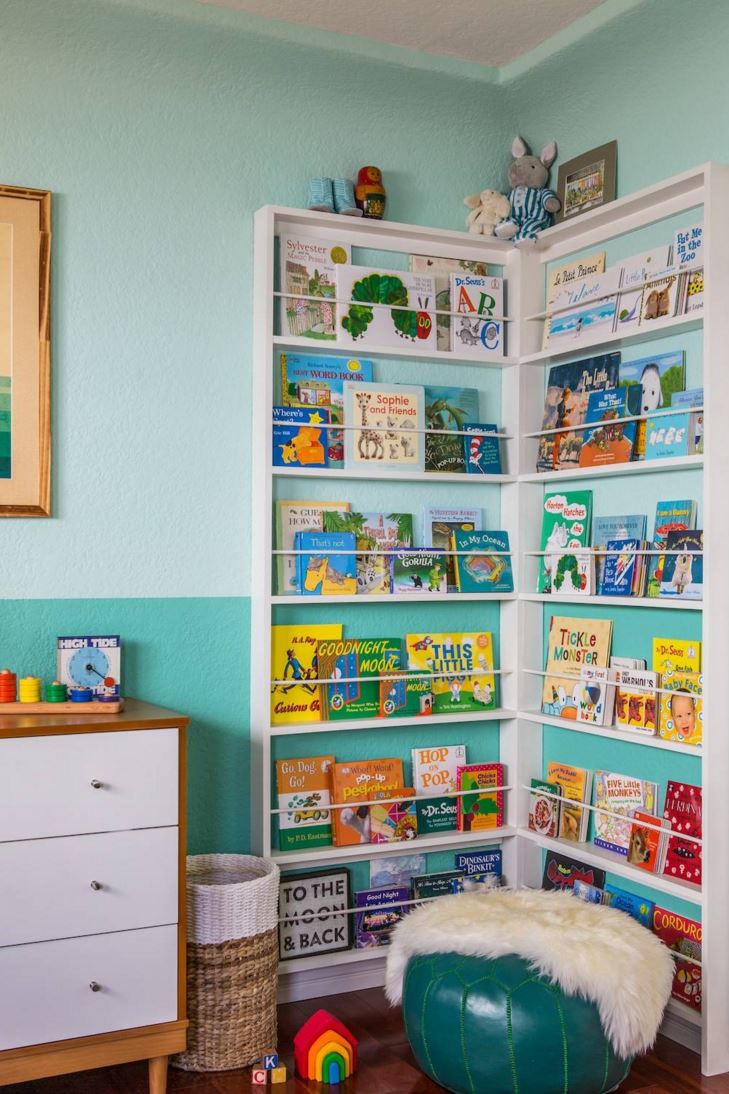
[90,779,103,790]
[90,880,102,891]
[89,981,102,993]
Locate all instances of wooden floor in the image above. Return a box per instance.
[4,987,729,1093]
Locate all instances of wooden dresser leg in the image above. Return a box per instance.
[148,1055,168,1094]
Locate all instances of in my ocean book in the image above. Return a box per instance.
[453,530,514,593]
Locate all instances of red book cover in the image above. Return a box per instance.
[627,810,669,874]
[456,762,505,832]
[653,905,702,1011]
[662,781,702,886]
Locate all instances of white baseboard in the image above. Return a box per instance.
[278,955,387,1003]
[660,1002,701,1055]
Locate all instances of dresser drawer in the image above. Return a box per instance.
[0,924,178,1051]
[0,827,179,947]
[0,728,178,841]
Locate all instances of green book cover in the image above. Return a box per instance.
[317,637,402,720]
[411,870,464,900]
[538,490,593,593]
[379,670,433,717]
[424,386,479,473]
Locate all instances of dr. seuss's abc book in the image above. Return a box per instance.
[409,255,488,351]
[317,637,401,722]
[275,756,334,852]
[270,623,342,724]
[272,406,330,468]
[450,273,505,360]
[541,615,613,718]
[342,381,425,471]
[280,351,373,468]
[279,234,350,341]
[456,762,505,833]
[330,758,404,847]
[538,490,592,593]
[424,385,479,474]
[405,632,497,714]
[662,781,702,886]
[295,531,357,596]
[392,550,447,595]
[411,744,466,835]
[275,499,349,594]
[652,905,702,1012]
[536,353,620,472]
[337,265,436,350]
[453,530,514,594]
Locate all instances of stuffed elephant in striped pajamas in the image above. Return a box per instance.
[494,136,561,244]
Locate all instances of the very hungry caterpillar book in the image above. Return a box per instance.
[538,490,592,593]
[342,380,425,471]
[331,758,404,846]
[323,510,413,595]
[405,632,497,713]
[424,385,479,474]
[275,499,349,594]
[409,254,488,351]
[295,531,357,596]
[456,762,505,832]
[541,615,613,718]
[336,265,436,348]
[411,744,466,834]
[279,234,350,341]
[279,352,374,467]
[317,637,401,721]
[536,353,620,472]
[270,623,342,724]
[275,755,334,851]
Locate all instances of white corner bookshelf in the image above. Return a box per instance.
[251,166,729,1074]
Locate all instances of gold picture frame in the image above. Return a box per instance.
[0,185,51,516]
[555,142,617,223]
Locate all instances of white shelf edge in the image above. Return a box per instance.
[272,335,517,370]
[271,826,516,867]
[519,593,702,611]
[518,710,702,757]
[273,592,517,605]
[273,466,515,483]
[520,313,703,365]
[518,455,703,483]
[270,708,517,737]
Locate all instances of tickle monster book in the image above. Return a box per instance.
[405,632,497,713]
[270,623,342,725]
[541,616,613,718]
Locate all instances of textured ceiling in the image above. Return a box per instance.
[195,0,608,66]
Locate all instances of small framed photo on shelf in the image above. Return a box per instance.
[556,142,617,223]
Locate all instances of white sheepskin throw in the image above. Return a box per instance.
[385,888,674,1060]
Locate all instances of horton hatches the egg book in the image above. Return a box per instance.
[537,491,592,593]
[270,623,342,724]
[542,615,613,718]
[406,632,497,713]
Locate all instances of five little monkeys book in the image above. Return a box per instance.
[405,632,498,714]
[279,352,374,468]
[317,637,402,721]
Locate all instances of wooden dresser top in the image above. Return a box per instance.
[0,698,189,738]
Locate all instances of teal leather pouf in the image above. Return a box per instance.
[402,952,633,1094]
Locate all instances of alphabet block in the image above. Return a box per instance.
[270,1065,288,1084]
[251,1069,267,1085]
[262,1053,279,1070]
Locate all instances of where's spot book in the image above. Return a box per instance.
[275,756,334,852]
[317,637,401,721]
[295,531,357,596]
[405,632,497,713]
[453,530,514,593]
[424,385,479,474]
[272,406,330,468]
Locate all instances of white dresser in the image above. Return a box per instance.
[0,701,188,1094]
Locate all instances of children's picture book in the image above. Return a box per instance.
[640,267,680,324]
[615,670,659,736]
[572,880,604,904]
[450,273,505,359]
[542,851,606,892]
[295,531,357,596]
[603,885,655,928]
[270,623,342,725]
[674,222,704,269]
[578,387,638,467]
[618,246,672,288]
[409,255,488,351]
[550,549,594,596]
[57,636,121,700]
[575,666,617,726]
[646,500,698,597]
[411,744,466,834]
[370,854,426,889]
[454,849,503,877]
[592,771,658,856]
[272,406,330,468]
[592,513,646,589]
[275,755,334,852]
[370,790,418,844]
[424,385,479,473]
[275,499,349,594]
[411,870,465,901]
[682,267,704,314]
[613,286,642,334]
[627,810,670,874]
[342,380,425,471]
[279,234,350,341]
[545,760,592,842]
[660,530,703,600]
[659,671,703,747]
[456,762,505,832]
[546,269,620,349]
[619,351,686,459]
[662,781,702,886]
[652,636,702,675]
[541,615,613,719]
[671,389,704,453]
[529,779,561,838]
[392,549,448,594]
[379,670,433,719]
[331,758,404,847]
[538,490,592,593]
[537,354,620,472]
[337,265,436,349]
[423,506,481,590]
[317,637,402,721]
[645,412,696,460]
[463,423,502,475]
[280,352,374,467]
[452,529,514,594]
[323,510,413,595]
[405,632,497,714]
[354,885,410,948]
[542,252,606,348]
[549,267,621,316]
[652,905,702,1012]
[598,538,640,597]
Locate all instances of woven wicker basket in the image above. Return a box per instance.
[173,854,280,1071]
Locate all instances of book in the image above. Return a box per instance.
[541,615,613,719]
[528,779,561,838]
[424,385,479,473]
[541,252,606,349]
[456,762,505,832]
[450,273,505,359]
[546,269,621,349]
[660,530,703,600]
[592,513,646,589]
[342,380,425,472]
[369,789,418,844]
[450,873,502,893]
[671,389,703,454]
[549,267,621,316]
[659,670,703,747]
[379,670,433,718]
[405,631,497,714]
[652,637,702,675]
[549,548,594,596]
[275,755,334,851]
[618,246,672,288]
[652,906,702,1012]
[572,880,604,904]
[272,405,330,468]
[662,781,702,886]
[615,670,659,736]
[674,222,704,270]
[295,531,357,596]
[454,849,503,877]
[323,510,414,595]
[645,499,697,597]
[452,530,514,594]
[603,885,655,928]
[538,490,592,593]
[575,666,617,726]
[337,265,436,349]
[578,387,638,467]
[354,885,410,948]
[317,637,401,721]
[411,870,465,901]
[645,412,696,460]
[275,499,349,594]
[279,352,374,467]
[463,423,502,475]
[542,851,606,892]
[370,854,426,889]
[592,771,658,856]
[640,266,681,323]
[536,354,620,472]
[598,538,640,597]
[545,760,592,842]
[279,234,350,341]
[627,810,670,874]
[422,506,481,591]
[270,623,342,725]
[330,758,404,847]
[409,255,488,351]
[619,351,686,459]
[411,744,466,834]
[392,549,448,594]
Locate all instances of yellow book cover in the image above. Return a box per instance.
[541,616,613,719]
[405,632,497,713]
[546,760,592,842]
[652,637,702,675]
[270,623,343,724]
[659,670,703,746]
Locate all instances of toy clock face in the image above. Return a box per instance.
[68,645,114,688]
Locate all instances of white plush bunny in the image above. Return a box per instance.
[463,189,511,235]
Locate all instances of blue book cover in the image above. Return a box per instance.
[279,352,374,467]
[646,498,697,596]
[599,538,639,596]
[454,849,502,877]
[645,411,691,459]
[463,422,502,474]
[604,884,655,928]
[672,388,703,410]
[453,530,514,593]
[619,351,686,413]
[536,352,621,472]
[660,530,703,600]
[354,885,410,949]
[294,531,357,596]
[572,880,604,904]
[592,514,646,544]
[272,405,330,467]
[579,387,637,467]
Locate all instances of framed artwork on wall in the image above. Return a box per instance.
[555,142,617,223]
[278,867,351,960]
[0,184,51,516]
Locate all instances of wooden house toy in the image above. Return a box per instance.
[294,1008,358,1084]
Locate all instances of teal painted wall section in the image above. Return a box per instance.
[0,598,250,854]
